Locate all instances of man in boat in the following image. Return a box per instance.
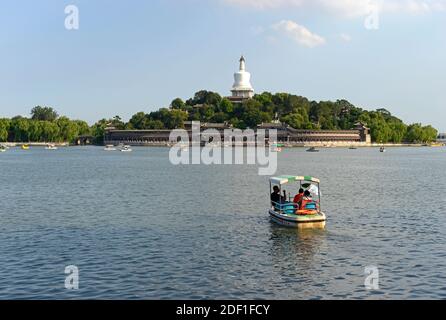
[293,188,305,205]
[271,186,286,206]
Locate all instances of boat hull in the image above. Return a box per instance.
[269,209,326,229]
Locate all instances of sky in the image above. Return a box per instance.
[0,0,445,131]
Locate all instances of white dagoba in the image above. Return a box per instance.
[231,56,254,99]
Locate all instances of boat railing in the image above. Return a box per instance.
[271,201,320,214]
[271,201,299,214]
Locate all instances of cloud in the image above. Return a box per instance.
[383,0,446,13]
[222,0,446,17]
[271,20,326,47]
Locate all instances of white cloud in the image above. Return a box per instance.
[222,0,446,17]
[272,20,326,47]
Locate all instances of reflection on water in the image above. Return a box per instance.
[270,225,327,269]
[0,146,446,299]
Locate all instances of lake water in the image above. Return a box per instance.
[0,146,445,299]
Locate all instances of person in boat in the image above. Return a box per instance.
[271,186,286,206]
[299,190,315,210]
[293,188,305,205]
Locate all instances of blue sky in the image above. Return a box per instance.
[0,0,445,131]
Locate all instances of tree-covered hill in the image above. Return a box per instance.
[116,90,438,144]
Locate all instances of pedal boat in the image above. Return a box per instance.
[45,144,58,150]
[104,144,117,151]
[269,175,326,229]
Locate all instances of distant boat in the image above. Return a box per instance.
[45,144,58,150]
[271,144,283,152]
[430,143,444,147]
[306,147,320,153]
[0,145,6,153]
[104,145,117,151]
[21,144,30,150]
[380,147,386,153]
[349,146,358,150]
[120,145,133,152]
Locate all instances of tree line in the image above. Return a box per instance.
[1,92,439,144]
[0,107,90,143]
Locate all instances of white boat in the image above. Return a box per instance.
[0,146,6,153]
[45,144,58,150]
[380,147,386,153]
[104,145,117,151]
[269,175,326,229]
[120,145,133,152]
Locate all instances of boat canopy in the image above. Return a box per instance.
[270,175,320,186]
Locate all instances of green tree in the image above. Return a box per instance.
[389,121,407,143]
[188,90,222,106]
[281,113,305,129]
[199,105,215,122]
[91,119,110,144]
[11,117,30,142]
[111,115,125,130]
[129,112,147,130]
[41,121,60,142]
[57,117,79,142]
[28,121,43,142]
[0,118,10,142]
[254,92,274,111]
[234,99,268,128]
[74,120,91,136]
[171,98,186,110]
[31,106,58,122]
[211,112,228,123]
[421,125,438,143]
[165,109,188,129]
[219,98,234,114]
[146,119,165,129]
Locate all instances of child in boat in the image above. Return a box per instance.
[300,190,315,210]
[293,188,305,205]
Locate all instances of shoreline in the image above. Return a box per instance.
[2,142,444,148]
[1,142,69,147]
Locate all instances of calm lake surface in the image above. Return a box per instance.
[0,146,445,299]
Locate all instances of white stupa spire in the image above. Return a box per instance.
[239,55,246,71]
